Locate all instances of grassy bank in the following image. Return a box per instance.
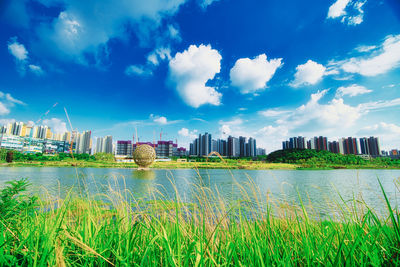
[1,177,400,266]
[4,159,400,170]
[3,160,299,170]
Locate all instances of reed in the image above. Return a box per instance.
[0,173,399,266]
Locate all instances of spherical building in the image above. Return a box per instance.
[133,144,156,169]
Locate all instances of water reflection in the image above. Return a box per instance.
[132,170,156,180]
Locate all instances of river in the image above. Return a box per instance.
[1,167,399,218]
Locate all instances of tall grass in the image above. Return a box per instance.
[0,173,399,266]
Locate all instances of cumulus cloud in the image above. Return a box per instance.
[327,0,351,18]
[35,0,187,64]
[8,37,29,74]
[358,122,400,149]
[152,115,168,124]
[335,84,372,97]
[125,65,152,76]
[42,118,68,133]
[28,64,45,76]
[8,37,45,75]
[178,127,198,139]
[168,44,222,108]
[8,37,28,61]
[230,54,282,94]
[261,90,362,135]
[327,0,366,26]
[339,34,400,76]
[291,60,326,87]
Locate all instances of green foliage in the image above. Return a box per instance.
[267,149,400,168]
[0,178,399,265]
[93,152,115,162]
[9,151,97,162]
[0,179,37,225]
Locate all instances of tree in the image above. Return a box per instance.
[6,151,13,163]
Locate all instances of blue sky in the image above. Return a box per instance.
[1,0,400,151]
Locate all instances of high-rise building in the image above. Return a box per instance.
[283,136,306,150]
[76,131,92,154]
[217,139,227,156]
[96,136,113,154]
[247,137,257,157]
[360,136,380,157]
[239,136,247,157]
[189,133,211,156]
[227,136,239,157]
[116,140,132,156]
[340,137,359,155]
[359,137,369,155]
[256,148,266,156]
[328,141,340,153]
[200,132,212,156]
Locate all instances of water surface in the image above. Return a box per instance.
[1,167,399,218]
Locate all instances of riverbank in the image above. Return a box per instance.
[3,160,400,170]
[1,178,399,266]
[2,160,299,169]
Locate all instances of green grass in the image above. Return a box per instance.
[0,175,400,266]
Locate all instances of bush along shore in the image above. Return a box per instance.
[1,149,400,169]
[0,177,400,266]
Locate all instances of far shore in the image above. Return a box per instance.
[2,160,400,170]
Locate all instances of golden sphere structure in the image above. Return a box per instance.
[133,144,156,169]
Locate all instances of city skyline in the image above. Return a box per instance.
[1,120,399,158]
[1,1,400,151]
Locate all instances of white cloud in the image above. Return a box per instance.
[355,45,376,53]
[200,0,220,8]
[7,37,28,61]
[0,118,16,125]
[259,109,291,117]
[291,60,326,87]
[168,44,222,108]
[8,37,45,76]
[0,92,25,116]
[255,125,289,151]
[335,84,372,97]
[153,116,168,124]
[167,25,181,41]
[42,118,68,133]
[230,54,282,94]
[36,0,187,64]
[178,127,197,139]
[327,0,366,26]
[147,47,171,66]
[359,98,400,112]
[260,90,362,136]
[327,0,351,18]
[339,35,400,76]
[4,93,25,106]
[8,37,29,74]
[125,65,152,76]
[28,64,45,75]
[0,103,10,116]
[358,122,400,149]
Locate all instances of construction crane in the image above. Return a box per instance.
[36,102,58,124]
